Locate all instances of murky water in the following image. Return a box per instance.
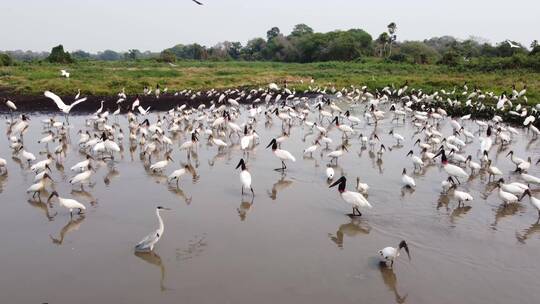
[1,103,539,304]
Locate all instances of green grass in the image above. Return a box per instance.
[0,59,538,103]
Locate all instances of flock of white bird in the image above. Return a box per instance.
[2,79,540,268]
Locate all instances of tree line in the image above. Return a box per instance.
[2,23,539,70]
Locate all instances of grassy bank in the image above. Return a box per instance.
[0,59,538,102]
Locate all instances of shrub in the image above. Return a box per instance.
[159,50,176,63]
[438,50,461,66]
[0,53,13,66]
[388,53,407,62]
[47,45,74,63]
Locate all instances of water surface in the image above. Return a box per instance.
[0,103,539,304]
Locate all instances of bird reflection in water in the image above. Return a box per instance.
[449,205,472,226]
[0,173,7,193]
[436,193,451,212]
[27,198,57,221]
[104,163,120,185]
[176,234,207,262]
[71,189,97,206]
[50,215,86,245]
[134,251,169,292]
[328,217,370,248]
[167,184,192,205]
[379,262,408,304]
[267,175,293,200]
[237,197,254,221]
[491,202,524,229]
[516,219,540,244]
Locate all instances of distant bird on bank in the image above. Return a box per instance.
[192,0,204,5]
[60,69,70,78]
[5,99,16,118]
[5,100,17,111]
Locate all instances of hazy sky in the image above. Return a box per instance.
[2,0,538,52]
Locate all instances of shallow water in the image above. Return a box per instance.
[1,103,539,304]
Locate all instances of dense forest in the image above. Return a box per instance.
[2,23,539,71]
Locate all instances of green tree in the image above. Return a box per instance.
[376,32,390,57]
[159,49,176,63]
[47,45,74,63]
[71,50,91,60]
[0,53,13,66]
[266,27,281,41]
[439,50,461,66]
[530,40,540,56]
[290,24,314,38]
[98,50,122,61]
[399,41,440,64]
[386,22,397,56]
[125,49,141,60]
[228,42,242,59]
[241,38,267,60]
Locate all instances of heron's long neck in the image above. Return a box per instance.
[156,210,164,234]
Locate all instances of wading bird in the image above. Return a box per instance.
[135,206,171,253]
[329,176,372,216]
[379,240,410,268]
[48,191,86,217]
[236,158,254,196]
[266,138,296,171]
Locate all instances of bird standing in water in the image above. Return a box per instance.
[379,240,410,268]
[135,206,171,253]
[329,176,372,216]
[236,158,254,196]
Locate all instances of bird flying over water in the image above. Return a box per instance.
[192,0,204,5]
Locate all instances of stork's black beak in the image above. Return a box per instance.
[399,240,410,260]
[329,178,341,188]
[266,139,275,149]
[433,150,443,159]
[236,159,244,169]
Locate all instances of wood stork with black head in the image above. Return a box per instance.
[401,168,416,188]
[167,165,193,187]
[266,138,295,171]
[520,190,540,218]
[329,176,372,216]
[48,191,86,217]
[236,158,254,196]
[433,149,469,183]
[379,240,410,268]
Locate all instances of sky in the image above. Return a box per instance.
[1,0,538,52]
